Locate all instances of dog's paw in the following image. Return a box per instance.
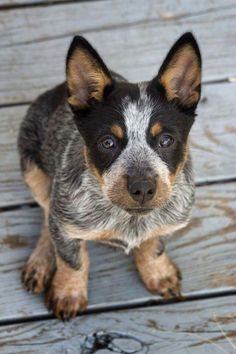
[22,258,55,294]
[45,290,87,321]
[45,273,88,320]
[138,253,182,299]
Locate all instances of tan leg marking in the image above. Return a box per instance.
[134,238,181,299]
[22,164,55,293]
[24,164,50,212]
[45,241,90,320]
[22,223,56,293]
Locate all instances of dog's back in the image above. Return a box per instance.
[18,83,76,176]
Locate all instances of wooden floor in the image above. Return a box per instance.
[0,0,236,353]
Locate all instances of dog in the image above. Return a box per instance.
[18,32,201,320]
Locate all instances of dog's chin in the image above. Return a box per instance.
[124,208,154,216]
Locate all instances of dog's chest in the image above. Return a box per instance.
[99,239,131,254]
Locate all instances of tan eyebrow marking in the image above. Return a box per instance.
[150,122,162,137]
[111,124,124,139]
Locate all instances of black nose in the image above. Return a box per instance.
[128,178,156,204]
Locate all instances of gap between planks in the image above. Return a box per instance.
[0,0,96,11]
[0,295,236,354]
[0,288,236,327]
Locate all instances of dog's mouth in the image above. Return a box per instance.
[125,208,153,215]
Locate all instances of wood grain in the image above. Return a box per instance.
[0,105,31,207]
[0,0,235,347]
[1,0,235,47]
[0,0,235,104]
[191,82,236,184]
[0,0,70,6]
[1,82,235,207]
[0,183,235,322]
[0,295,236,353]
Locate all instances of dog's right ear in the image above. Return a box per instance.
[153,32,202,111]
[66,36,113,110]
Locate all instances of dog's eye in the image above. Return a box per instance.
[99,136,116,150]
[159,134,174,148]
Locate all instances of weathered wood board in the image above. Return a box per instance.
[0,0,236,350]
[0,0,236,104]
[0,104,30,208]
[1,82,235,207]
[0,182,235,322]
[0,295,236,353]
[2,0,235,47]
[0,0,70,6]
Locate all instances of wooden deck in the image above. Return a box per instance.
[0,0,235,352]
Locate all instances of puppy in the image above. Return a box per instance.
[18,32,201,320]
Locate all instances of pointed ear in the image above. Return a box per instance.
[66,36,113,109]
[157,32,202,110]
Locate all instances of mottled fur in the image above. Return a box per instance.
[18,32,201,320]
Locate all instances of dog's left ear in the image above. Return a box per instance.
[155,32,202,110]
[66,36,113,110]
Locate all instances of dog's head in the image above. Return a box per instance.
[66,33,201,215]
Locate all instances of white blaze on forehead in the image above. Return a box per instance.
[121,83,153,141]
[119,83,170,183]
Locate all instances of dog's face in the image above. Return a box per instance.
[66,33,201,214]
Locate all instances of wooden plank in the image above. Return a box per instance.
[0,105,32,207]
[0,0,235,104]
[1,82,236,207]
[1,0,234,47]
[0,295,236,353]
[0,0,71,6]
[0,183,235,322]
[191,83,236,184]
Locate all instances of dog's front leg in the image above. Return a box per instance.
[45,220,89,320]
[134,238,181,299]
